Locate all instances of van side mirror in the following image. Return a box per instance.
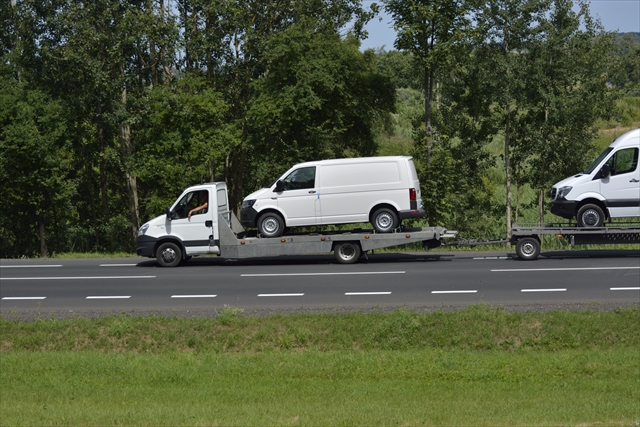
[598,164,611,179]
[275,180,285,192]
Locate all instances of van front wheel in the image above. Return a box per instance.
[258,212,284,238]
[577,204,605,227]
[372,208,398,233]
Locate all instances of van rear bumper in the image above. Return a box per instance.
[550,200,578,219]
[399,208,425,220]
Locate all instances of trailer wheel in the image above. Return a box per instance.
[258,212,284,238]
[515,237,540,261]
[577,204,605,227]
[334,242,361,264]
[372,208,398,233]
[156,242,182,267]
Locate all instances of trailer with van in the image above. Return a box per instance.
[136,182,457,267]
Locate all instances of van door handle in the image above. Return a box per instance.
[630,179,640,183]
[308,190,316,193]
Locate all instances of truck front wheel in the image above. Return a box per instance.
[156,242,182,267]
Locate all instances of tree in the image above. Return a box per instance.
[383,0,471,225]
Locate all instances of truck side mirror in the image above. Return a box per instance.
[598,164,611,179]
[275,180,285,192]
[165,207,172,220]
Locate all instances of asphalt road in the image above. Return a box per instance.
[1,249,639,319]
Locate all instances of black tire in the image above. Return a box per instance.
[156,242,182,267]
[334,242,361,264]
[258,212,285,238]
[371,207,399,233]
[515,237,540,261]
[577,204,605,227]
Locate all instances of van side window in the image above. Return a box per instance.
[606,148,638,176]
[283,167,316,190]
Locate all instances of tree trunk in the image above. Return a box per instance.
[119,63,140,244]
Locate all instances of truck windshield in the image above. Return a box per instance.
[584,147,613,174]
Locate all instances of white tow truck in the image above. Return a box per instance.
[136,182,458,267]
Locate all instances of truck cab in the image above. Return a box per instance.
[551,128,640,227]
[137,183,230,267]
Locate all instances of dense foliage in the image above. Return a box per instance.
[1,0,638,257]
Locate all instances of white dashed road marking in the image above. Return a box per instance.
[258,293,304,297]
[610,287,640,291]
[2,297,46,300]
[242,271,404,277]
[345,292,391,295]
[521,289,566,292]
[1,276,155,280]
[86,296,132,299]
[492,267,640,272]
[171,295,217,298]
[431,290,477,294]
[0,265,62,268]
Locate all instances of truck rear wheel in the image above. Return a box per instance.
[515,237,540,261]
[334,242,361,264]
[156,242,182,267]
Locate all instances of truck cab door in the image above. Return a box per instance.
[601,147,640,218]
[166,189,215,255]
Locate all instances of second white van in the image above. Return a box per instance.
[240,156,425,237]
[551,128,640,227]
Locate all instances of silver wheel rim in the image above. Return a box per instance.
[161,247,177,263]
[376,212,394,231]
[338,244,356,262]
[262,217,280,235]
[521,242,535,256]
[581,209,600,227]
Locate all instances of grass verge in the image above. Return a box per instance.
[1,306,639,426]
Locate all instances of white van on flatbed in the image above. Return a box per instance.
[551,128,640,227]
[240,156,425,237]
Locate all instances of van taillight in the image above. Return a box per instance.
[409,188,416,201]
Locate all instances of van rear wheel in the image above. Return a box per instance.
[577,204,605,227]
[372,208,398,233]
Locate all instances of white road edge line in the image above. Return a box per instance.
[2,297,47,300]
[258,293,304,297]
[242,271,404,277]
[431,290,478,294]
[0,265,62,268]
[521,289,566,292]
[1,276,155,280]
[345,292,392,295]
[86,296,131,299]
[610,287,640,291]
[492,267,640,272]
[171,295,217,298]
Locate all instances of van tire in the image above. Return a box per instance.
[258,212,284,238]
[156,242,182,267]
[334,242,361,264]
[577,204,605,227]
[372,208,398,233]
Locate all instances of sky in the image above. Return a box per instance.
[359,0,640,51]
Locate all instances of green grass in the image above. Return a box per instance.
[1,307,639,425]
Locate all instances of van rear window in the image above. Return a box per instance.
[321,162,401,188]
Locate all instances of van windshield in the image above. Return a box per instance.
[584,147,613,174]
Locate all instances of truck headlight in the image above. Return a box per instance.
[242,199,256,209]
[138,223,149,236]
[556,186,572,199]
